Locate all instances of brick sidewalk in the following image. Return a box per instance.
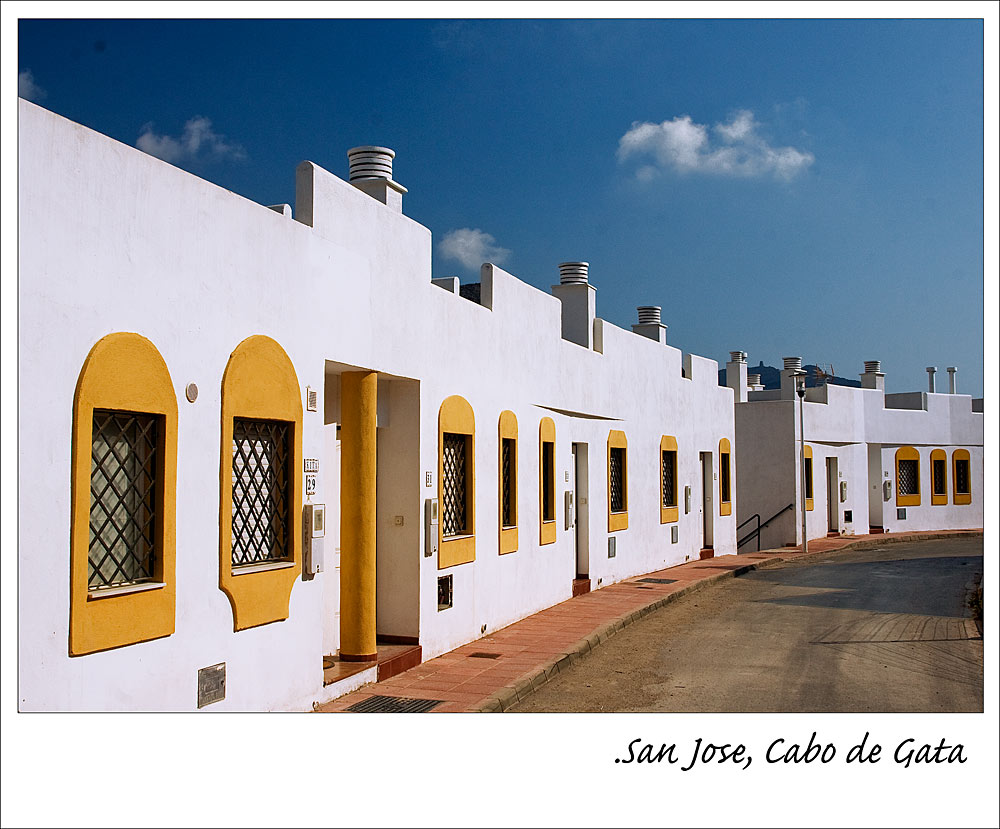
[314,529,982,713]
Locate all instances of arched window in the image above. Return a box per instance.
[70,333,178,656]
[219,335,302,630]
[439,395,475,567]
[930,449,948,505]
[660,436,679,524]
[608,430,628,531]
[539,417,556,545]
[719,437,733,516]
[952,449,971,505]
[498,410,518,554]
[895,446,921,507]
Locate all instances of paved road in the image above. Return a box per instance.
[511,537,983,712]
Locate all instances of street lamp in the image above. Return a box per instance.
[793,368,808,554]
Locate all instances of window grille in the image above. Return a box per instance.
[89,410,158,589]
[442,433,467,536]
[933,459,947,496]
[720,453,731,502]
[897,458,919,496]
[501,437,515,528]
[609,447,626,513]
[231,418,291,567]
[542,441,555,522]
[804,457,814,499]
[661,450,677,507]
[954,459,970,495]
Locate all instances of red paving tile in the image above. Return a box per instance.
[313,529,981,714]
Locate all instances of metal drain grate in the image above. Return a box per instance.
[468,651,502,659]
[346,695,443,713]
[638,577,678,584]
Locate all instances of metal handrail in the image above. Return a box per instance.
[737,502,794,551]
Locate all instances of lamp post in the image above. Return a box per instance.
[793,369,808,554]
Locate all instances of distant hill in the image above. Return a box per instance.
[719,361,862,390]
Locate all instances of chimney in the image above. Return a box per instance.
[926,366,937,393]
[726,350,749,402]
[860,359,884,391]
[347,146,407,212]
[631,305,667,345]
[551,262,597,349]
[747,373,764,391]
[947,366,958,394]
[780,356,803,400]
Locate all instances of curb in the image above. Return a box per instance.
[471,529,983,712]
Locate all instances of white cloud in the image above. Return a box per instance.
[618,109,814,181]
[438,228,511,271]
[136,117,246,164]
[18,70,46,101]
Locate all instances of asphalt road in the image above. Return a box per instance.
[511,537,984,712]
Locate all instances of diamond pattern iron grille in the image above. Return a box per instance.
[89,410,158,590]
[609,447,625,513]
[231,418,291,567]
[721,454,731,502]
[933,459,947,495]
[661,450,676,507]
[442,433,467,536]
[898,458,919,496]
[955,459,970,494]
[501,437,514,527]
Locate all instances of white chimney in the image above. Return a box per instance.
[926,366,937,393]
[347,145,407,212]
[947,366,958,394]
[780,356,803,400]
[632,305,667,344]
[726,350,749,402]
[551,262,597,349]
[860,360,884,391]
[747,373,764,391]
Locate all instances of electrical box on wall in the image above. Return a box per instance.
[684,485,692,514]
[840,481,848,502]
[197,663,225,708]
[564,490,574,530]
[883,481,892,502]
[425,498,439,557]
[897,508,907,520]
[608,536,616,558]
[302,504,325,577]
[671,525,679,544]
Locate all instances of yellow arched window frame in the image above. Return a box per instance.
[719,437,733,516]
[660,435,679,524]
[498,410,518,555]
[539,417,557,545]
[803,444,814,512]
[70,333,178,656]
[219,335,303,631]
[930,448,948,505]
[952,449,972,505]
[895,446,921,507]
[439,395,476,568]
[608,430,628,532]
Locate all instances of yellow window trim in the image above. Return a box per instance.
[803,444,814,512]
[498,410,518,555]
[539,417,556,545]
[608,430,628,532]
[439,395,476,568]
[219,336,303,631]
[719,437,733,517]
[930,448,948,505]
[660,435,679,524]
[70,333,177,656]
[953,449,972,505]
[895,445,921,507]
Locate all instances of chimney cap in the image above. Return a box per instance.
[558,262,590,284]
[783,356,803,371]
[637,305,662,324]
[730,350,747,363]
[864,360,882,374]
[347,145,396,181]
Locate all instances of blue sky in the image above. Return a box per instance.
[16,16,990,395]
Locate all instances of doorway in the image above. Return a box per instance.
[826,457,839,534]
[700,451,713,549]
[572,443,589,582]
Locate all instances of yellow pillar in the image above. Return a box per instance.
[339,371,378,661]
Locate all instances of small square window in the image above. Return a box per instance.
[442,433,469,536]
[231,418,291,567]
[661,450,677,507]
[609,446,626,513]
[898,458,919,496]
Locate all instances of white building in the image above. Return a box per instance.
[18,99,739,711]
[727,353,984,552]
